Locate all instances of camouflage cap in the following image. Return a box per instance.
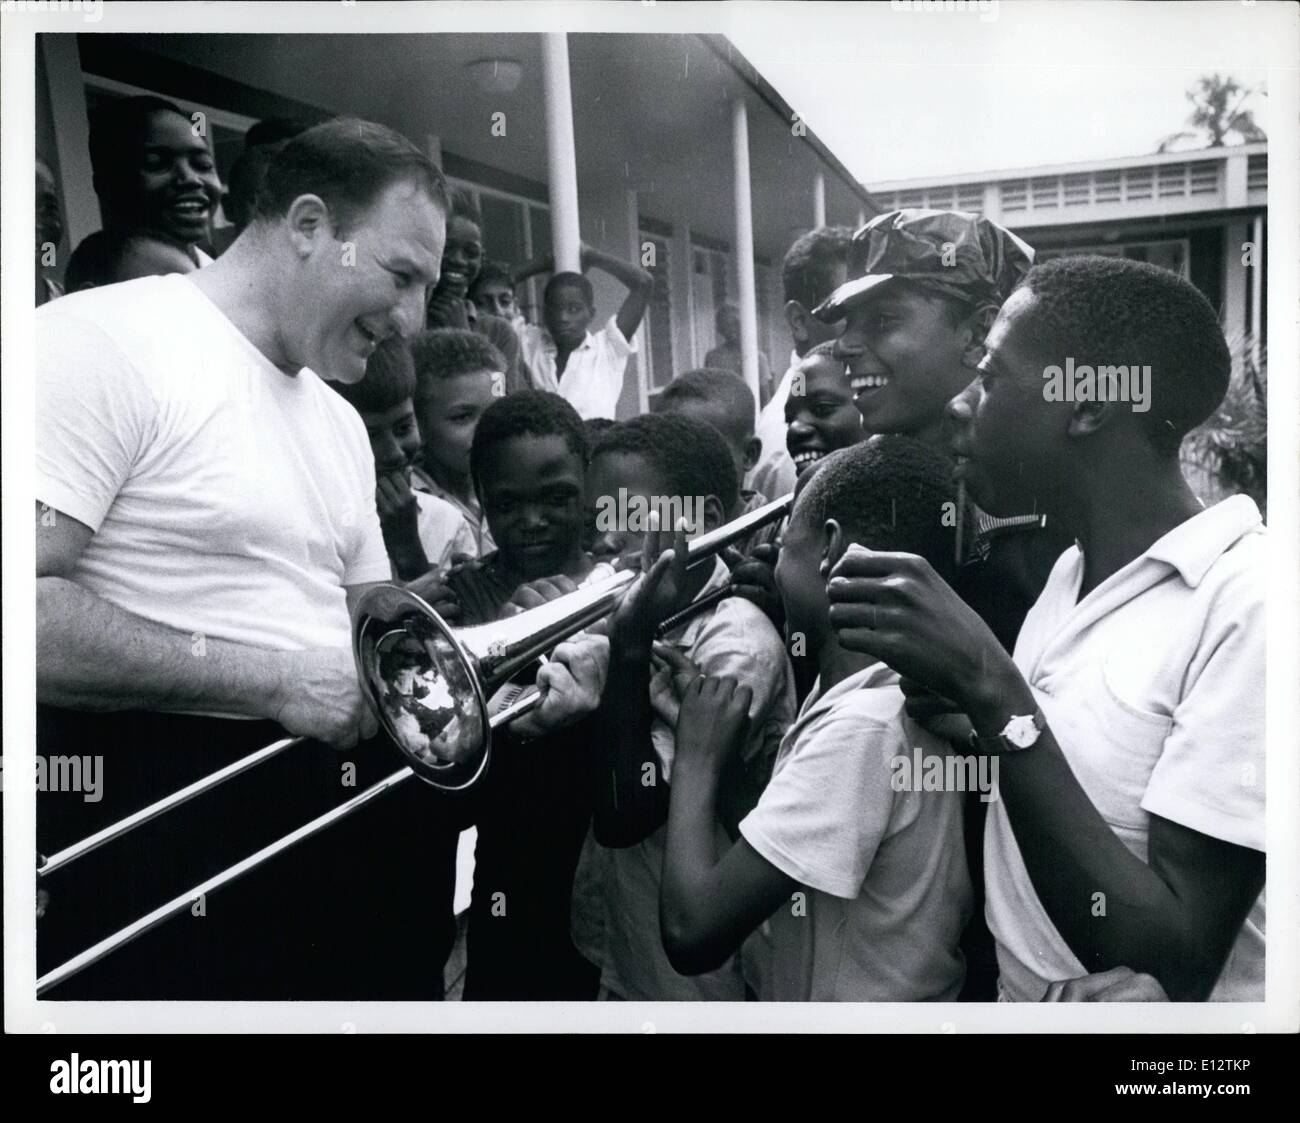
[813,208,1034,321]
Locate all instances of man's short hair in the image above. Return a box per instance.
[544,271,594,308]
[329,337,416,415]
[253,118,449,234]
[469,260,515,299]
[410,328,506,401]
[591,413,739,516]
[88,95,189,201]
[782,225,854,309]
[1020,256,1231,457]
[657,368,756,441]
[470,390,589,492]
[796,435,961,585]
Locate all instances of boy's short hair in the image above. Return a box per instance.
[592,413,739,515]
[796,436,961,585]
[329,337,416,414]
[782,226,854,310]
[469,259,515,299]
[582,416,617,451]
[1020,256,1231,457]
[63,230,182,292]
[657,368,756,441]
[225,117,313,228]
[449,186,482,228]
[470,390,589,491]
[544,271,594,309]
[253,118,448,235]
[410,328,506,400]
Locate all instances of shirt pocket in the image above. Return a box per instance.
[1070,659,1172,835]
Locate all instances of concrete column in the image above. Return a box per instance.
[813,171,827,229]
[1250,213,1265,367]
[41,36,99,251]
[731,98,760,411]
[541,32,581,272]
[626,187,651,415]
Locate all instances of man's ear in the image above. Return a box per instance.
[820,517,848,576]
[742,436,763,474]
[784,299,811,348]
[285,194,334,258]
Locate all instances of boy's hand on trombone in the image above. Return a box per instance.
[723,543,785,634]
[500,574,580,617]
[826,544,1013,709]
[610,514,693,649]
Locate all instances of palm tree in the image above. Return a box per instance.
[1157,74,1268,153]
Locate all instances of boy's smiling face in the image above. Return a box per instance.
[437,214,483,297]
[833,283,976,439]
[418,368,499,478]
[361,399,423,478]
[947,287,1064,517]
[477,433,587,580]
[785,353,864,476]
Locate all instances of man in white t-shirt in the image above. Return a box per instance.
[826,256,1266,1001]
[36,118,451,999]
[515,242,653,420]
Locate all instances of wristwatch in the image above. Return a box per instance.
[970,710,1044,754]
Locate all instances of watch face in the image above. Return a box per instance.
[1003,714,1039,749]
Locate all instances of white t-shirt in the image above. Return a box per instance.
[985,495,1266,1001]
[746,351,799,502]
[519,315,636,421]
[36,274,392,667]
[414,490,478,571]
[740,662,972,1001]
[585,559,799,1000]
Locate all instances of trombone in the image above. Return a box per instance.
[36,494,791,996]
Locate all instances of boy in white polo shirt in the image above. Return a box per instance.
[515,243,654,420]
[661,437,972,999]
[826,256,1265,1001]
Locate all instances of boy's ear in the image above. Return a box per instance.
[784,299,811,348]
[701,494,726,534]
[960,305,1000,370]
[1066,397,1125,440]
[820,518,848,575]
[285,193,333,258]
[742,436,763,474]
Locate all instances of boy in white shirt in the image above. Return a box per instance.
[661,437,972,999]
[826,256,1265,1000]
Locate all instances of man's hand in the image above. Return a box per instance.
[610,516,694,649]
[723,543,784,634]
[1041,966,1170,1002]
[512,633,610,739]
[404,569,462,624]
[826,544,1014,709]
[673,675,752,780]
[271,647,378,750]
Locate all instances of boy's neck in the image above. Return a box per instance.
[814,630,876,693]
[1068,457,1204,598]
[424,461,475,505]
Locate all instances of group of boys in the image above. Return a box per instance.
[322,204,1263,1004]
[36,109,1264,1004]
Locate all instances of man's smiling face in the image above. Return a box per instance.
[299,179,445,384]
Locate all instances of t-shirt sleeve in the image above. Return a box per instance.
[35,311,156,532]
[740,712,901,899]
[1140,563,1265,851]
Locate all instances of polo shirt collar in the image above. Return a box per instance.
[801,660,897,723]
[1143,494,1263,588]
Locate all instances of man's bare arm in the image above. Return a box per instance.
[37,503,374,747]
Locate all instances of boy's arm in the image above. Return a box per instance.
[828,546,1265,1000]
[661,676,793,975]
[581,244,654,342]
[512,252,554,284]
